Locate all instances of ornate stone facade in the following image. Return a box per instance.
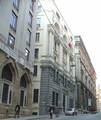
[74,36,96,111]
[0,0,37,118]
[0,52,33,119]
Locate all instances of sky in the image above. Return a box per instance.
[55,0,101,87]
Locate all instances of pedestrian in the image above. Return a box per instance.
[49,107,53,119]
[15,104,20,118]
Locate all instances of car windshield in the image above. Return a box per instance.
[67,108,72,111]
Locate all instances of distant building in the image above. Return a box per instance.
[96,85,101,112]
[32,0,75,115]
[74,36,96,111]
[0,0,37,118]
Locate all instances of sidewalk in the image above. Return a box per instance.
[2,114,65,120]
[2,113,90,120]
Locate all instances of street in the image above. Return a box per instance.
[45,112,101,120]
[3,112,101,120]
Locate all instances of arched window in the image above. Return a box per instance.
[20,74,28,107]
[2,64,13,104]
[54,22,60,33]
[20,76,27,88]
[2,64,12,81]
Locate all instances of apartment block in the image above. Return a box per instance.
[32,0,75,115]
[96,85,101,112]
[0,0,37,118]
[74,36,96,111]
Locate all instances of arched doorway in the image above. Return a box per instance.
[20,74,29,107]
[1,64,14,104]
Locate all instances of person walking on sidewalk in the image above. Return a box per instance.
[15,104,20,118]
[49,107,53,119]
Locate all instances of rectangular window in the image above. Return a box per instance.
[34,48,39,59]
[56,93,58,106]
[9,90,12,104]
[28,12,32,27]
[25,48,30,61]
[8,34,15,49]
[24,96,27,106]
[56,12,60,20]
[63,49,67,65]
[33,89,39,103]
[69,98,73,108]
[35,33,40,42]
[33,65,37,76]
[54,41,57,51]
[2,83,9,104]
[26,29,31,46]
[85,75,87,80]
[64,25,67,31]
[20,90,24,106]
[36,18,41,28]
[56,71,59,83]
[10,11,17,31]
[52,91,55,105]
[63,94,65,111]
[13,0,20,10]
[53,69,55,81]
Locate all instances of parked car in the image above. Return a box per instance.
[90,107,97,114]
[82,110,89,114]
[65,108,77,116]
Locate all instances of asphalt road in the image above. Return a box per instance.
[52,112,101,120]
[3,112,101,120]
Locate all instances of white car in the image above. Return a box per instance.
[65,108,77,115]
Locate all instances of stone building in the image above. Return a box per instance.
[32,0,75,115]
[96,85,101,112]
[74,36,96,111]
[0,0,37,118]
